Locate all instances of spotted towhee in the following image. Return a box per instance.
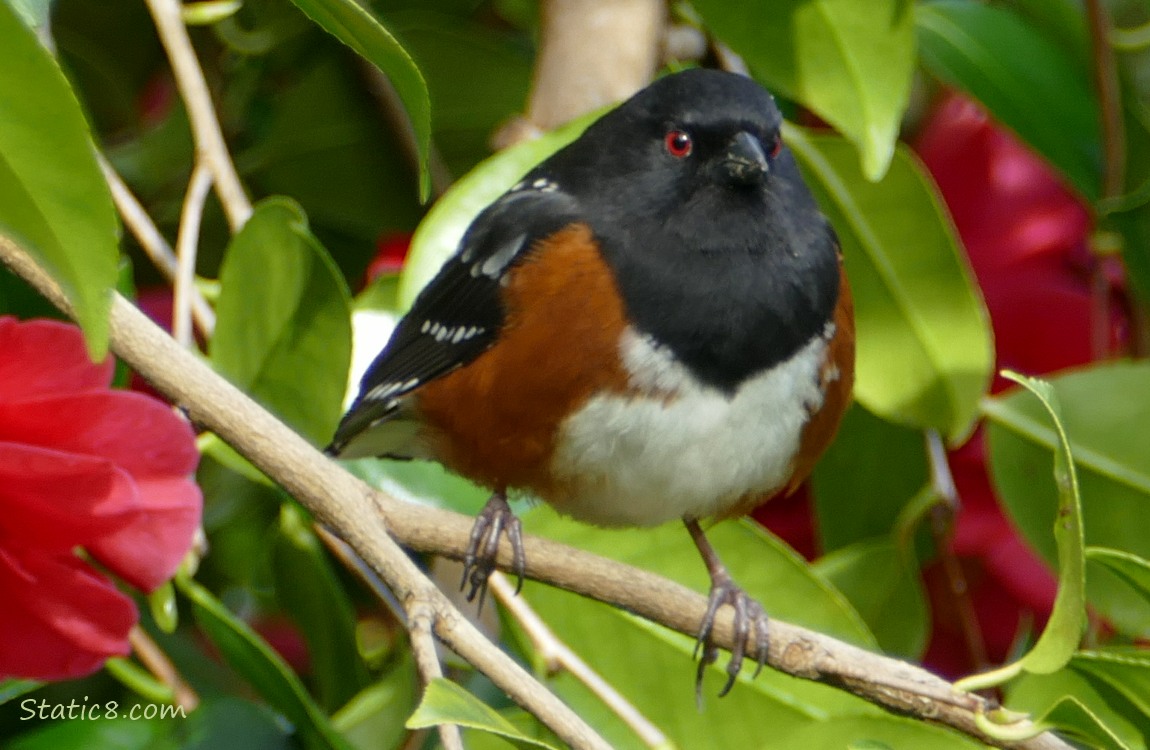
[329,68,855,696]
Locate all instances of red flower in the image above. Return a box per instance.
[0,317,202,680]
[914,93,1130,675]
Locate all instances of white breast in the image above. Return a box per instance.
[549,324,833,527]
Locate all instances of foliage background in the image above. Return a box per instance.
[1,0,1150,748]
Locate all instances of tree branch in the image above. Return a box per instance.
[0,236,610,750]
[144,0,252,231]
[0,237,1072,750]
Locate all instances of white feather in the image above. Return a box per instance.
[550,324,833,527]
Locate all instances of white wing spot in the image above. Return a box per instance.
[420,320,430,334]
[476,233,526,279]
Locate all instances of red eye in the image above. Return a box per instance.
[769,134,783,159]
[664,129,693,158]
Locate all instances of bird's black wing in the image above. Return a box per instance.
[329,183,582,454]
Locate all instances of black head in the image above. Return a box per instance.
[528,69,841,391]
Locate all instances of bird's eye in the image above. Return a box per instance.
[664,129,693,158]
[769,133,783,159]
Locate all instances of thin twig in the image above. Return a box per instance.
[489,572,669,749]
[1085,0,1125,201]
[926,430,990,675]
[0,236,1073,750]
[408,601,464,750]
[173,161,213,348]
[127,625,199,712]
[144,0,252,231]
[98,155,216,336]
[0,239,611,750]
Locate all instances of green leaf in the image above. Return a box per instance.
[177,576,354,750]
[406,678,561,750]
[514,510,878,748]
[272,502,370,712]
[786,127,992,441]
[916,1,1101,201]
[1072,650,1150,727]
[996,372,1086,676]
[179,697,295,750]
[783,715,987,749]
[693,0,915,180]
[399,109,602,309]
[211,197,352,446]
[384,11,533,175]
[8,0,52,30]
[343,455,490,517]
[331,666,419,750]
[984,362,1150,637]
[812,403,929,552]
[0,678,40,706]
[8,715,174,750]
[1087,547,1150,607]
[814,539,928,659]
[1009,668,1145,750]
[286,0,432,200]
[0,0,118,358]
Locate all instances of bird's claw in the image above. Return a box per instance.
[694,575,770,702]
[460,492,526,611]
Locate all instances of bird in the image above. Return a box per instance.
[328,67,855,697]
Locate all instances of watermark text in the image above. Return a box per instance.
[20,697,186,721]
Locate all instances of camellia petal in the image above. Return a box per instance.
[0,393,200,591]
[0,317,202,680]
[0,545,135,680]
[0,442,136,552]
[0,317,113,403]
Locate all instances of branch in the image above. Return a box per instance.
[0,238,1072,750]
[99,155,216,337]
[0,236,610,750]
[172,161,213,348]
[144,0,252,231]
[494,0,665,148]
[490,572,669,748]
[408,601,464,750]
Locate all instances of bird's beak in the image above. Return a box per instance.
[722,131,769,186]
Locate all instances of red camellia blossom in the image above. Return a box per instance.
[915,93,1131,675]
[0,317,202,680]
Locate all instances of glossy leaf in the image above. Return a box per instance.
[0,0,118,357]
[287,0,432,199]
[399,109,602,308]
[1009,668,1144,750]
[7,716,171,750]
[1087,547,1150,607]
[916,1,1100,200]
[998,373,1086,675]
[814,539,928,659]
[1072,650,1150,726]
[984,363,1150,636]
[332,669,419,750]
[514,510,878,748]
[812,403,929,552]
[0,679,40,706]
[211,197,352,446]
[406,678,560,750]
[178,576,354,750]
[272,503,370,711]
[8,0,51,29]
[786,126,992,441]
[783,715,986,749]
[693,0,915,179]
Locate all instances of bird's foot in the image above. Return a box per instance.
[460,491,526,611]
[694,570,770,701]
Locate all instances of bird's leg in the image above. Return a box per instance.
[461,490,526,611]
[684,519,770,701]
